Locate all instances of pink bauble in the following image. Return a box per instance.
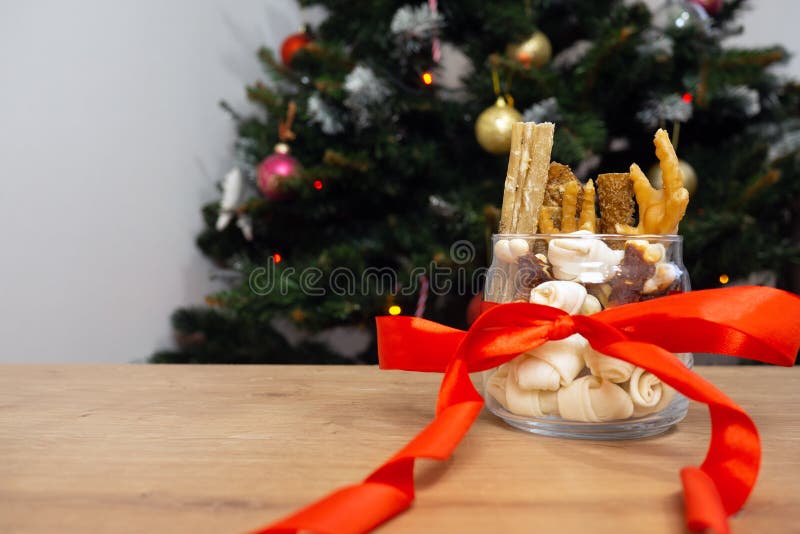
[689,0,722,16]
[257,146,301,200]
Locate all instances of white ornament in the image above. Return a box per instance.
[552,40,592,70]
[530,280,588,314]
[390,4,443,42]
[307,93,345,135]
[493,238,529,264]
[236,214,253,241]
[215,168,243,231]
[547,231,623,283]
[557,375,634,422]
[637,94,693,129]
[522,97,561,124]
[343,65,391,128]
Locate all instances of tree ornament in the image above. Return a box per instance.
[690,0,723,16]
[475,96,522,155]
[257,143,301,200]
[280,30,312,66]
[236,214,254,241]
[647,159,697,196]
[344,65,392,129]
[507,31,552,68]
[653,0,710,33]
[215,167,243,231]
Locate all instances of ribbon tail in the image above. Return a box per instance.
[595,338,759,533]
[681,467,730,534]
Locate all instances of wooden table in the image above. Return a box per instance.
[0,365,798,533]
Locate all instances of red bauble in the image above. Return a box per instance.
[690,0,723,16]
[280,32,312,66]
[257,144,301,200]
[466,293,483,325]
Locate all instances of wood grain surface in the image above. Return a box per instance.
[0,365,798,533]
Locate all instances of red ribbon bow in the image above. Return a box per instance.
[254,286,800,534]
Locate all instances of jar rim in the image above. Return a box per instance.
[492,233,683,243]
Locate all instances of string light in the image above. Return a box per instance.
[682,92,693,103]
[388,305,402,315]
[313,180,323,190]
[272,253,283,264]
[421,71,433,85]
[718,274,730,284]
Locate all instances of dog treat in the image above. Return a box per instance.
[530,280,588,314]
[548,231,624,283]
[585,348,635,383]
[499,123,525,233]
[514,334,588,391]
[498,122,555,233]
[625,367,676,417]
[487,126,693,424]
[537,207,561,233]
[513,253,553,301]
[559,181,580,232]
[577,179,597,232]
[597,173,634,234]
[493,238,530,264]
[557,375,634,422]
[517,123,555,233]
[643,262,681,295]
[616,129,690,235]
[544,162,581,208]
[538,179,595,233]
[607,240,658,306]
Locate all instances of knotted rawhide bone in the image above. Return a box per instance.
[253,287,800,534]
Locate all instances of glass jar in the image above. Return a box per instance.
[482,232,692,440]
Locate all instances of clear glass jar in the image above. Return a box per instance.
[482,232,692,440]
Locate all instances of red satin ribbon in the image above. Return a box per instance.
[253,286,800,534]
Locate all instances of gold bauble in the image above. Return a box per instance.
[475,97,522,155]
[506,31,552,68]
[647,159,698,196]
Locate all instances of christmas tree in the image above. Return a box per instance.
[152,0,800,364]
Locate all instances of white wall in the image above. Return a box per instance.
[0,1,797,363]
[0,0,312,362]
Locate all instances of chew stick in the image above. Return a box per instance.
[538,207,561,233]
[560,181,580,233]
[578,179,597,232]
[511,123,534,231]
[516,122,555,233]
[499,123,525,233]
